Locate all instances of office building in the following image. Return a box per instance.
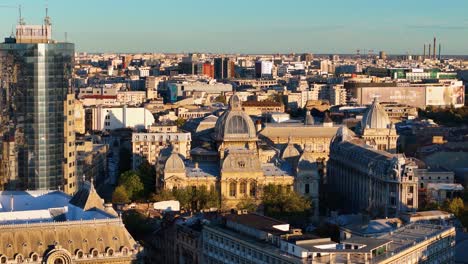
[214,58,235,79]
[201,212,455,263]
[0,17,76,192]
[87,106,155,131]
[132,131,191,169]
[255,61,273,78]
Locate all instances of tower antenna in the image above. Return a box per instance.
[18,5,25,25]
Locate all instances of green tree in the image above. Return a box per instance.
[122,210,154,241]
[262,184,311,225]
[150,189,175,202]
[137,160,156,197]
[236,196,257,212]
[175,118,186,128]
[119,171,144,200]
[443,197,465,216]
[112,185,130,204]
[213,95,227,104]
[173,187,193,210]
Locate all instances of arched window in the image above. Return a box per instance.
[15,254,24,263]
[31,253,39,262]
[106,248,114,256]
[239,182,247,195]
[0,256,7,264]
[91,249,99,257]
[249,182,256,197]
[229,182,236,197]
[121,247,129,256]
[54,259,64,264]
[76,250,84,259]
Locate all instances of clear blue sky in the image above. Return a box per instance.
[1,0,468,54]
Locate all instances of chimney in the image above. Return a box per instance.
[438,43,441,60]
[423,44,426,59]
[428,44,431,59]
[433,37,436,60]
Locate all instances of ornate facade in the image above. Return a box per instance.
[359,98,398,153]
[157,94,294,209]
[0,182,142,263]
[327,126,418,217]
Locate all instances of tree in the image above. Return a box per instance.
[443,197,465,217]
[173,187,193,210]
[175,118,186,128]
[170,186,220,212]
[262,184,311,226]
[112,185,130,204]
[213,95,227,104]
[137,160,156,197]
[119,171,144,201]
[150,189,175,202]
[236,196,257,212]
[122,210,154,241]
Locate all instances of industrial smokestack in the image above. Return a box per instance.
[428,44,431,59]
[433,37,436,60]
[423,44,426,59]
[438,43,441,60]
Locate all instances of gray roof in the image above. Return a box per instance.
[361,98,390,130]
[185,162,220,178]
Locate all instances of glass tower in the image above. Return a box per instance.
[0,22,74,191]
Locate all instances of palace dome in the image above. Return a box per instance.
[164,151,185,173]
[214,94,257,141]
[361,98,390,130]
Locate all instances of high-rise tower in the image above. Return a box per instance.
[0,14,77,193]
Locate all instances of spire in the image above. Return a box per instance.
[44,6,51,26]
[18,5,25,25]
[304,110,314,126]
[228,93,242,110]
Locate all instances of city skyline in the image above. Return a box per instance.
[0,0,468,54]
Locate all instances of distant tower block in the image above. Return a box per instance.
[433,37,436,60]
[379,51,387,60]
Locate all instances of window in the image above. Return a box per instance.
[240,182,247,195]
[249,183,256,197]
[305,184,310,194]
[229,182,236,197]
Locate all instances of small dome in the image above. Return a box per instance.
[164,151,185,173]
[214,94,257,141]
[281,139,300,160]
[361,98,390,130]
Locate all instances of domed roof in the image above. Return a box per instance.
[281,138,300,160]
[297,145,318,171]
[164,151,185,173]
[214,94,257,141]
[361,98,390,130]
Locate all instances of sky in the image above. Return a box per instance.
[1,0,468,54]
